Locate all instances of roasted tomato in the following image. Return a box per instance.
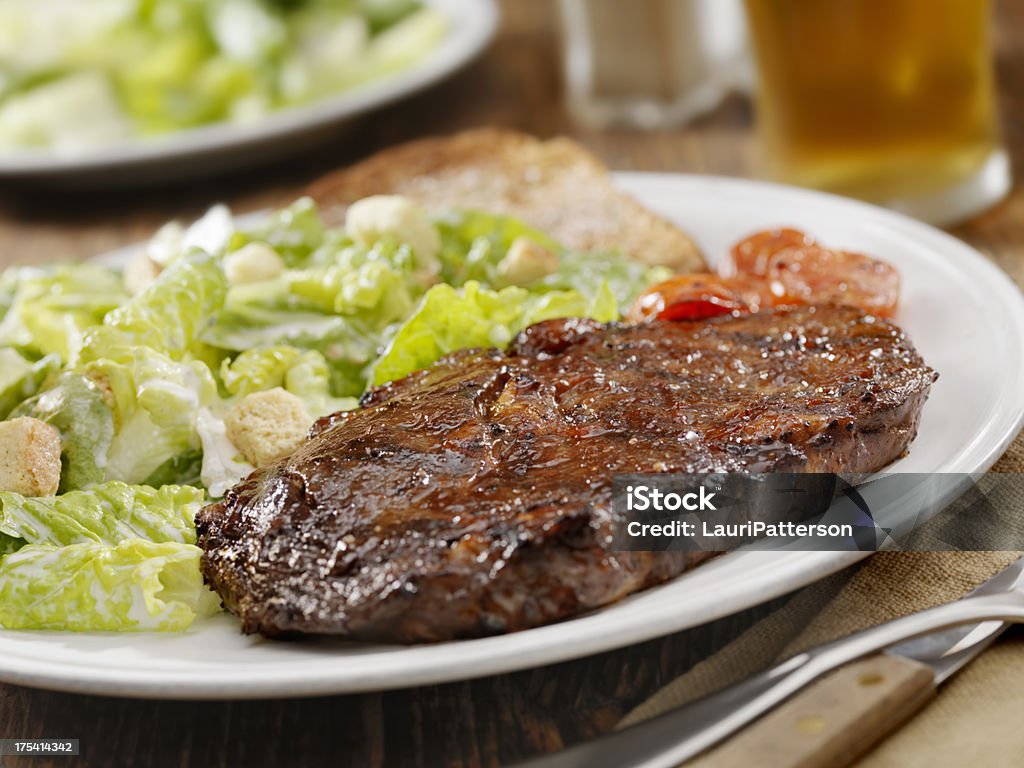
[731,228,812,276]
[634,229,901,324]
[766,245,901,317]
[628,274,752,323]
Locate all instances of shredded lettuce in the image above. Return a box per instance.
[0,482,202,548]
[0,539,220,631]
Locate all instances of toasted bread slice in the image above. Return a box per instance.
[304,129,705,272]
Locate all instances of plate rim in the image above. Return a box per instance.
[2,172,1023,699]
[0,0,499,176]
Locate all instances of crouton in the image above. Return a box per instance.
[0,417,62,496]
[83,370,116,411]
[123,253,162,294]
[497,237,559,286]
[224,242,285,285]
[346,194,442,266]
[224,388,313,468]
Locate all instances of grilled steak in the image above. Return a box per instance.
[197,306,937,642]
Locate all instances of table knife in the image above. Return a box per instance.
[517,555,1024,768]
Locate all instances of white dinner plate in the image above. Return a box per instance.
[0,0,498,183]
[2,173,1023,699]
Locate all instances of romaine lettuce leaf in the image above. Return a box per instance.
[0,0,441,152]
[0,349,59,420]
[98,352,217,485]
[143,205,234,270]
[195,407,254,499]
[0,539,220,631]
[220,345,318,396]
[230,197,325,268]
[143,449,204,489]
[179,204,236,260]
[359,0,423,32]
[115,29,225,133]
[0,481,202,548]
[220,345,357,416]
[12,371,114,491]
[282,348,359,416]
[0,267,17,321]
[81,251,227,364]
[208,227,451,397]
[371,280,618,386]
[0,263,128,362]
[0,533,22,557]
[434,209,561,286]
[203,305,380,397]
[69,248,235,485]
[539,250,672,308]
[0,72,133,152]
[202,345,357,496]
[433,210,668,305]
[360,6,446,79]
[287,239,421,319]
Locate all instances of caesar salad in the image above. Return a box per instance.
[0,0,446,154]
[0,194,667,631]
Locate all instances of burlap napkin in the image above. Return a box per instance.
[619,442,1024,765]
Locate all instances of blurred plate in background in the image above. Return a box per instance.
[0,0,498,185]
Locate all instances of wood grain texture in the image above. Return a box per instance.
[690,655,937,768]
[0,1,1022,766]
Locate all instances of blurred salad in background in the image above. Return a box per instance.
[0,0,446,154]
[0,193,670,632]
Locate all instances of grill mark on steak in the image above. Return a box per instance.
[196,306,937,642]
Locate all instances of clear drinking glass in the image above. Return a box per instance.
[744,0,1010,225]
[559,0,749,130]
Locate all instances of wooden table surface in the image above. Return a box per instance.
[2,2,1023,766]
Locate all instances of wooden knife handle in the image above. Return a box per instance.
[689,654,937,768]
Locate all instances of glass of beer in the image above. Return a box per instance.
[743,0,1010,225]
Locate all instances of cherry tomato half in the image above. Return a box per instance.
[628,275,752,323]
[632,229,901,325]
[730,228,812,276]
[766,246,901,318]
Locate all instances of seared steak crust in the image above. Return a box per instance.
[197,306,937,641]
